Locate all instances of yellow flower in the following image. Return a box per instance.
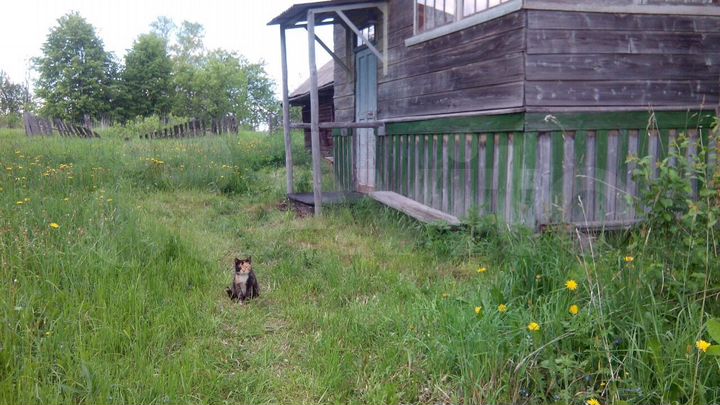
[569,305,580,315]
[498,304,508,313]
[107,198,113,202]
[49,223,60,229]
[16,201,23,205]
[442,293,449,299]
[474,306,482,315]
[63,197,69,201]
[696,340,711,353]
[528,322,540,332]
[477,267,487,274]
[624,256,634,263]
[565,279,578,291]
[586,399,601,405]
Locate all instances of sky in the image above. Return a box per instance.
[0,0,333,95]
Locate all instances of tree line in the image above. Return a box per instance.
[2,12,278,130]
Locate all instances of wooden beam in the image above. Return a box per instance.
[336,10,385,63]
[291,122,383,130]
[304,27,351,75]
[280,26,294,195]
[308,10,323,216]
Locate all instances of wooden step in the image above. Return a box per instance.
[370,191,461,226]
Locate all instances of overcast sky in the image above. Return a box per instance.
[0,0,332,95]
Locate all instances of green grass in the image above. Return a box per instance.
[1,128,719,404]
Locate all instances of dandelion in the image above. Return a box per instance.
[624,256,634,263]
[442,293,449,299]
[565,279,578,291]
[696,340,712,353]
[498,304,508,313]
[49,223,60,229]
[474,306,482,315]
[477,266,487,274]
[569,305,580,315]
[528,322,540,332]
[586,399,601,405]
[16,201,23,205]
[63,197,69,201]
[107,198,113,202]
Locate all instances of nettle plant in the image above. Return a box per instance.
[630,127,719,239]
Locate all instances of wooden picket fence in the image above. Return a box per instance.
[23,113,99,138]
[141,116,238,140]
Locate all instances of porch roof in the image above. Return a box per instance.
[268,0,386,27]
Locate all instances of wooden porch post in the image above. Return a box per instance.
[280,26,294,194]
[307,10,323,215]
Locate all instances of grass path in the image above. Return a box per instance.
[135,190,456,404]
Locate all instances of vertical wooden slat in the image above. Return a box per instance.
[550,131,564,223]
[585,131,597,223]
[512,131,524,224]
[562,132,575,223]
[424,135,431,206]
[605,130,619,221]
[627,130,639,220]
[407,135,413,197]
[442,135,449,213]
[522,132,537,226]
[400,135,406,194]
[616,129,630,220]
[415,136,421,202]
[478,134,487,215]
[376,133,383,190]
[497,133,508,220]
[384,135,390,190]
[432,135,441,209]
[648,129,659,179]
[492,134,501,214]
[687,129,699,198]
[595,130,609,222]
[535,132,552,227]
[453,134,463,216]
[485,134,495,214]
[505,133,515,224]
[408,135,415,198]
[465,134,473,216]
[572,130,587,223]
[668,129,678,168]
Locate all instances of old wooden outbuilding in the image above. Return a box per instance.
[289,61,336,156]
[270,0,719,227]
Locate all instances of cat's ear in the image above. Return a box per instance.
[235,257,241,265]
[245,256,252,263]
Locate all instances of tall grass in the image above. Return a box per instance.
[1,128,719,404]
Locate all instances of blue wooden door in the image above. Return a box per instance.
[355,47,377,192]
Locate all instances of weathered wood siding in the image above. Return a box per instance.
[333,24,355,123]
[299,89,335,155]
[378,0,525,119]
[526,10,720,109]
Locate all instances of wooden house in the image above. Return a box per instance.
[289,61,335,156]
[270,0,719,227]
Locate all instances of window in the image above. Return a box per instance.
[415,0,512,34]
[356,24,376,47]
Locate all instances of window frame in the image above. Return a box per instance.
[407,0,522,47]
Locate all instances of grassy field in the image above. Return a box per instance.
[1,128,719,404]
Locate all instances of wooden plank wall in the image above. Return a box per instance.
[377,0,526,119]
[526,10,720,108]
[378,111,717,227]
[333,24,355,123]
